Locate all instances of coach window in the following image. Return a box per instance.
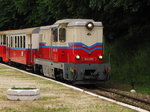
[0,35,1,45]
[10,36,12,47]
[15,36,17,47]
[59,28,66,42]
[1,35,3,45]
[23,36,25,48]
[51,28,58,42]
[7,36,9,47]
[17,36,19,48]
[11,36,13,47]
[3,35,6,45]
[0,35,2,45]
[20,36,23,48]
[10,37,11,47]
[6,36,8,46]
[9,37,11,47]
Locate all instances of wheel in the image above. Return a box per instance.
[0,57,3,62]
[54,69,63,81]
[34,64,40,74]
[34,64,43,75]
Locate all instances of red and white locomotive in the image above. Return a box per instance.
[0,19,111,84]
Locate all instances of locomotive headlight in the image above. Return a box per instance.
[98,55,103,60]
[86,22,94,31]
[75,55,80,60]
[88,23,92,28]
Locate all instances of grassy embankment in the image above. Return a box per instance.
[104,37,150,94]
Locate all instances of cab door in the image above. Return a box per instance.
[58,27,67,62]
[51,27,58,61]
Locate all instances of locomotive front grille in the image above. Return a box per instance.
[84,70,95,76]
[84,70,98,80]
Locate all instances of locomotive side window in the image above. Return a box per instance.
[51,28,58,42]
[59,28,66,42]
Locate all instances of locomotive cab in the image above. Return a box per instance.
[35,19,111,84]
[49,19,104,63]
[53,19,110,84]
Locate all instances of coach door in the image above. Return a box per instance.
[26,34,32,65]
[30,33,39,64]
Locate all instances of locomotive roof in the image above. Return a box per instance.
[55,19,102,27]
[55,19,94,24]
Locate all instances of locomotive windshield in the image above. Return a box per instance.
[51,28,58,42]
[59,28,66,42]
[74,26,103,46]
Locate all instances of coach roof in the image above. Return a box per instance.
[5,28,37,35]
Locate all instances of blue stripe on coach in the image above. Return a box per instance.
[7,47,38,50]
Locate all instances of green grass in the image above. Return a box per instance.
[0,107,22,112]
[11,87,37,90]
[0,70,20,74]
[135,85,150,94]
[30,106,70,112]
[18,75,42,80]
[0,95,6,100]
[0,104,70,112]
[22,105,69,112]
[0,66,9,69]
[39,80,62,87]
[11,110,22,112]
[40,96,59,101]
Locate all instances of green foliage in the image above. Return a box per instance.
[104,36,150,94]
[40,96,59,101]
[0,0,17,30]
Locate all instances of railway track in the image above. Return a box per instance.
[81,86,150,111]
[1,63,150,112]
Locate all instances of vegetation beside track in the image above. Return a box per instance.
[104,38,150,94]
